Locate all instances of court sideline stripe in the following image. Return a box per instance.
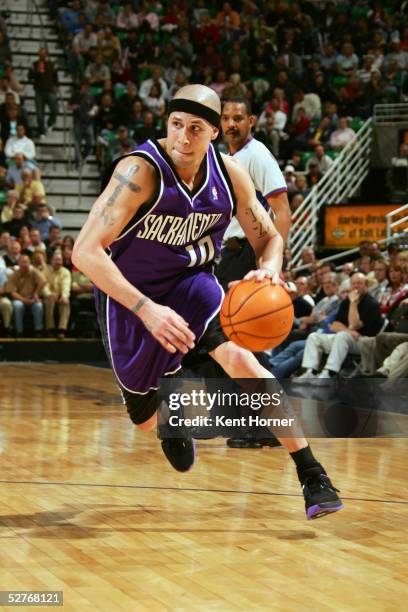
[0,480,406,505]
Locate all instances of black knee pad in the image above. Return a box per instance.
[121,387,158,425]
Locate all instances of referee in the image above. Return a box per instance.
[218,96,291,448]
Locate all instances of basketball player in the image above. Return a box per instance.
[219,97,291,449]
[72,85,343,519]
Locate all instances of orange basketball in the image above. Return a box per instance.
[220,279,294,352]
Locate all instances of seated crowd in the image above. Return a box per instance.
[51,0,407,195]
[0,227,96,338]
[0,12,96,338]
[270,240,408,382]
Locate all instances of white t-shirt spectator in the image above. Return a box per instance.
[5,135,36,161]
[292,93,322,122]
[139,77,168,102]
[259,108,287,132]
[73,30,98,53]
[306,154,333,174]
[330,126,356,150]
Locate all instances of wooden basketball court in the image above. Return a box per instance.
[0,364,407,611]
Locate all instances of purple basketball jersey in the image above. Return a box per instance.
[102,139,236,394]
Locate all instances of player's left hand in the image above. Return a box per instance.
[228,269,287,289]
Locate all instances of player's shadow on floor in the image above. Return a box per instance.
[0,504,317,541]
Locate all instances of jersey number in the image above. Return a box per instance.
[186,236,215,267]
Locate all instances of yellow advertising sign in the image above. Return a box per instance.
[324,205,407,248]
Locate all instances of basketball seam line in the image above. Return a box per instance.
[227,280,273,318]
[222,302,293,328]
[230,330,291,339]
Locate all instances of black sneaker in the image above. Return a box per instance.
[302,467,344,520]
[257,437,282,448]
[227,432,281,448]
[161,438,195,472]
[227,434,263,448]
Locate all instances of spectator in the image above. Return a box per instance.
[7,253,45,337]
[296,273,383,380]
[143,83,166,118]
[43,244,71,338]
[0,76,21,106]
[87,1,115,26]
[110,59,134,88]
[62,235,75,251]
[164,55,192,89]
[168,71,190,98]
[301,246,317,267]
[269,281,352,380]
[116,3,139,31]
[369,259,389,301]
[45,225,63,259]
[32,205,62,242]
[15,169,46,207]
[133,111,161,144]
[303,117,333,149]
[286,272,340,345]
[0,104,29,144]
[59,0,84,36]
[303,271,339,317]
[378,265,408,315]
[28,48,59,138]
[139,67,169,104]
[258,97,287,133]
[3,205,30,238]
[294,174,310,198]
[29,228,46,255]
[291,89,322,123]
[306,144,333,175]
[284,164,297,194]
[330,117,356,150]
[95,93,117,132]
[0,30,12,66]
[254,112,281,158]
[3,239,21,268]
[6,153,38,188]
[84,52,111,87]
[3,65,24,97]
[32,249,48,274]
[116,82,140,124]
[306,161,323,187]
[135,0,160,31]
[216,2,240,32]
[108,126,136,163]
[68,81,97,166]
[1,190,18,224]
[17,225,33,254]
[97,25,121,63]
[294,276,315,309]
[4,124,36,162]
[128,100,145,134]
[70,23,98,77]
[0,230,11,257]
[337,42,359,78]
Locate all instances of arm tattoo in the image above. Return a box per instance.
[131,296,150,315]
[97,164,142,226]
[246,202,268,238]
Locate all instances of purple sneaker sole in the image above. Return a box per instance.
[307,501,345,520]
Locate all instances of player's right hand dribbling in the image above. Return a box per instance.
[136,300,195,354]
